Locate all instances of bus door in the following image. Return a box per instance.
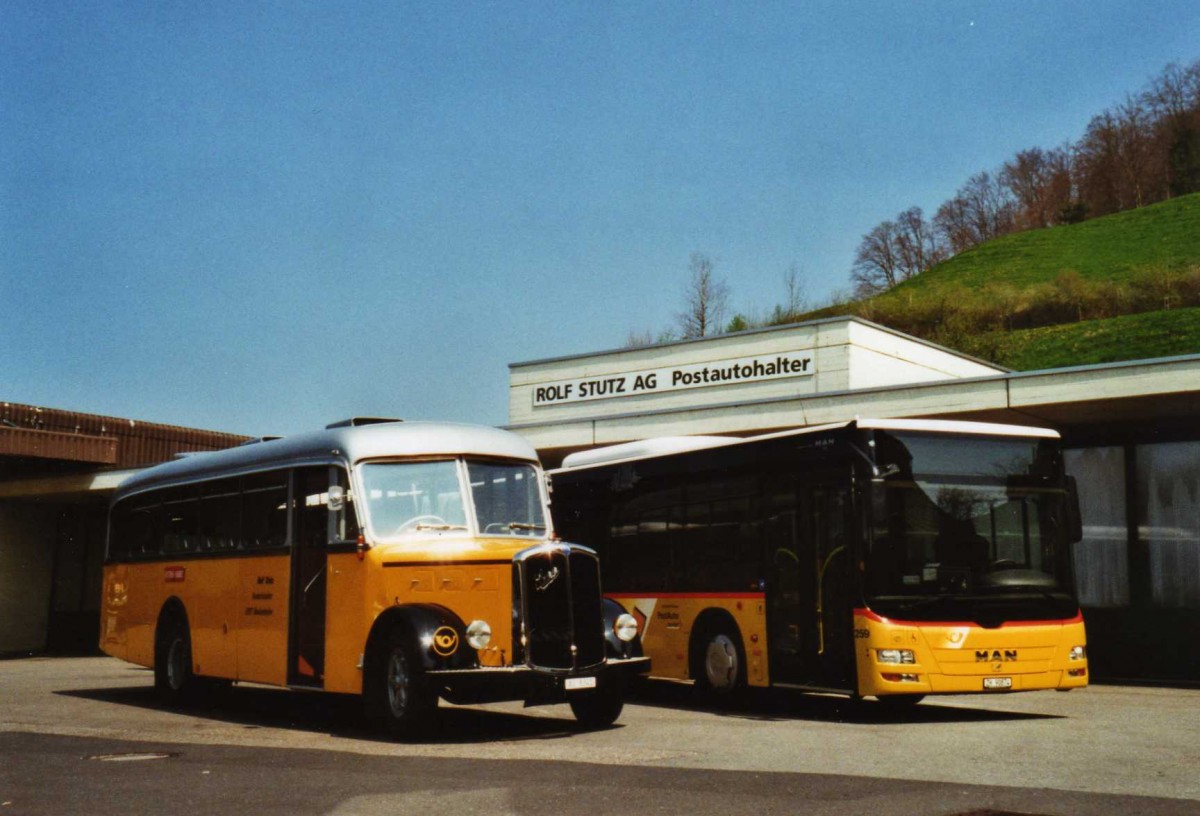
[766,470,855,690]
[810,478,855,690]
[289,466,330,687]
[236,470,291,686]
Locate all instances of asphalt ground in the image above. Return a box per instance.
[1,657,1197,815]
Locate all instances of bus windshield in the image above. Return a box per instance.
[360,459,546,542]
[864,431,1077,622]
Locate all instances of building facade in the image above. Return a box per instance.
[0,403,248,654]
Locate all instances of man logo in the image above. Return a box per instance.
[975,649,1018,662]
[432,626,459,657]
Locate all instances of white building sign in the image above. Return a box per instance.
[532,352,814,408]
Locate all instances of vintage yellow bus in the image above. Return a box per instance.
[549,419,1088,706]
[101,418,647,736]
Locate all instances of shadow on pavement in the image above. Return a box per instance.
[55,679,612,745]
[627,678,1066,724]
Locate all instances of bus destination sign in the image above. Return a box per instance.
[532,353,814,408]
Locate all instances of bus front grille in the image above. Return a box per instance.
[517,545,605,671]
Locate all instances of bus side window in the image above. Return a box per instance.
[162,486,199,554]
[199,477,242,552]
[110,496,162,561]
[242,471,288,550]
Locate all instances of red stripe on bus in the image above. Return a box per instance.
[854,607,1083,627]
[606,592,766,600]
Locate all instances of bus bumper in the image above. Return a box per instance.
[427,656,651,706]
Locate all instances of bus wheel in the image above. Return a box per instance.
[692,626,745,698]
[154,616,198,706]
[569,680,624,729]
[365,629,436,739]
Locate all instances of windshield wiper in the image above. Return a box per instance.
[505,522,546,531]
[414,523,468,531]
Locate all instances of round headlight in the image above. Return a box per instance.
[613,613,639,642]
[466,619,492,650]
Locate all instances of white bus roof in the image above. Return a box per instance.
[116,421,540,498]
[554,418,1059,473]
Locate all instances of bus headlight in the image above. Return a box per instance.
[466,619,492,650]
[1069,645,1086,661]
[878,649,915,664]
[613,613,639,642]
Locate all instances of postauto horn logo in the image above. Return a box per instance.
[432,626,459,657]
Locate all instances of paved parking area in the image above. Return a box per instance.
[1,657,1197,814]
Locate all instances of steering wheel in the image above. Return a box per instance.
[395,514,447,534]
[991,559,1020,570]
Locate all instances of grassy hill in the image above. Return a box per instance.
[888,192,1200,297]
[979,307,1200,370]
[801,193,1200,370]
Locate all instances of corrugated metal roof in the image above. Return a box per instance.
[0,402,250,468]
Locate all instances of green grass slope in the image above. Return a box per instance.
[885,192,1200,300]
[977,307,1200,370]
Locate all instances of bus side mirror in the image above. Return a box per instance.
[1065,476,1083,544]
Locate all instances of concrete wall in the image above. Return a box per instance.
[0,502,59,654]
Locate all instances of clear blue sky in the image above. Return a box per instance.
[3,2,1198,436]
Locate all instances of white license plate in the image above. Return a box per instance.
[983,677,1013,690]
[565,676,597,691]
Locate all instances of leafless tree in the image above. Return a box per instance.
[850,220,902,297]
[676,253,730,339]
[1000,145,1079,229]
[894,206,945,278]
[1142,60,1200,196]
[933,172,1015,254]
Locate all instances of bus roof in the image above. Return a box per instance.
[554,418,1060,472]
[116,421,540,498]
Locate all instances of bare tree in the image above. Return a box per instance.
[933,172,1015,254]
[850,220,902,297]
[894,206,944,278]
[676,253,730,339]
[1142,60,1200,196]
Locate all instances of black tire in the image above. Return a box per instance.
[154,614,199,707]
[691,623,746,700]
[569,680,625,729]
[364,627,437,739]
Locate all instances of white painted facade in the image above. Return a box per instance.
[509,317,1004,444]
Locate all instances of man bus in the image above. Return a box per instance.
[549,418,1087,706]
[101,419,647,737]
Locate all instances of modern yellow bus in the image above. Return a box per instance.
[101,418,647,736]
[549,419,1087,706]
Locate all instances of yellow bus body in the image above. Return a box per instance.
[599,595,1087,697]
[854,609,1088,697]
[102,538,542,694]
[608,594,772,687]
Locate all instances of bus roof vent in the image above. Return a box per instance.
[325,417,405,429]
[238,436,283,446]
[561,436,736,469]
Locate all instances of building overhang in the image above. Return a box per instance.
[0,468,139,503]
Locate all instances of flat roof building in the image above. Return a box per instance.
[0,403,248,655]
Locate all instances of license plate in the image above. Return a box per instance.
[565,676,596,691]
[983,677,1013,690]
